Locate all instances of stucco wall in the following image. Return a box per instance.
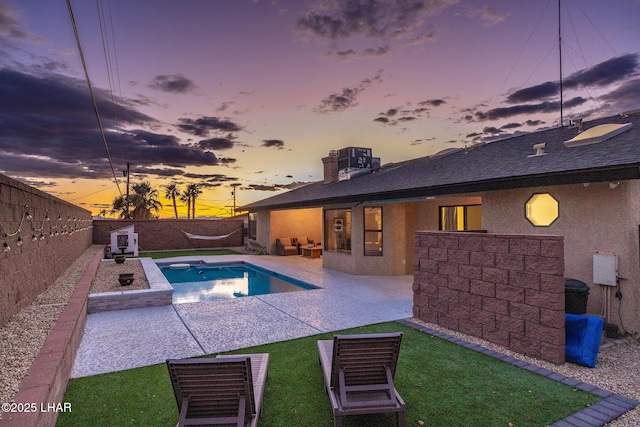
[481,182,640,335]
[414,195,482,230]
[267,207,322,255]
[320,204,412,275]
[0,174,92,328]
[413,231,565,364]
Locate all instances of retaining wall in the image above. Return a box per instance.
[413,231,565,364]
[87,258,173,313]
[3,248,103,427]
[92,219,244,251]
[0,174,92,328]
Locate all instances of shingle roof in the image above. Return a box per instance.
[240,112,640,211]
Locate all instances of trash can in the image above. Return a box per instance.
[565,278,589,314]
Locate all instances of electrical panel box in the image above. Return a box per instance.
[593,253,618,286]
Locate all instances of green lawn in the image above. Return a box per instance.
[57,322,599,427]
[138,248,240,259]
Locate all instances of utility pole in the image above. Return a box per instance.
[124,162,130,218]
[231,183,241,216]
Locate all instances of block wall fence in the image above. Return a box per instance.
[412,231,566,364]
[92,219,244,251]
[0,174,92,328]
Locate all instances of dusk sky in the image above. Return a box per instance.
[1,0,639,217]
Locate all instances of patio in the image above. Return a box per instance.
[3,246,639,426]
[71,252,414,377]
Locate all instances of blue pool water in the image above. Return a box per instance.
[158,262,318,304]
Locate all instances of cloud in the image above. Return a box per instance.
[182,173,238,182]
[506,54,639,104]
[297,0,458,54]
[261,139,285,149]
[469,97,587,121]
[500,122,521,129]
[374,99,441,126]
[245,181,310,192]
[482,126,503,135]
[460,56,636,122]
[0,69,231,180]
[599,78,640,111]
[418,99,446,107]
[362,46,390,57]
[148,74,198,93]
[0,0,43,43]
[176,116,243,136]
[315,71,382,113]
[198,135,236,150]
[467,6,509,26]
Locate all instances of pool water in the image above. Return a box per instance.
[158,262,318,304]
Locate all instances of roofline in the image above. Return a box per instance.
[238,164,640,212]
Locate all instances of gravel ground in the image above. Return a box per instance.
[0,245,103,412]
[1,245,638,426]
[90,258,150,293]
[0,247,149,413]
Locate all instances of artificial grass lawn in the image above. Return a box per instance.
[57,322,600,427]
[138,248,240,259]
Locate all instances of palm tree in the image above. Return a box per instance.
[164,183,180,219]
[180,189,191,219]
[110,195,132,219]
[129,181,162,219]
[186,183,202,219]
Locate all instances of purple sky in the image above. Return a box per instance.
[1,0,639,217]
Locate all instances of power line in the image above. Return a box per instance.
[65,0,122,196]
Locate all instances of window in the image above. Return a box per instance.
[364,207,382,256]
[525,193,558,226]
[247,212,257,239]
[324,209,351,253]
[439,205,482,231]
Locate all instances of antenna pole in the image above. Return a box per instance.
[558,0,563,127]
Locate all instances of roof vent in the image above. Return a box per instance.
[570,118,583,132]
[564,123,632,148]
[528,142,547,157]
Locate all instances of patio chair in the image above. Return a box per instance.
[166,353,269,427]
[292,237,315,254]
[317,332,405,427]
[275,237,297,256]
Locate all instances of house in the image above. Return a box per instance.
[239,111,640,335]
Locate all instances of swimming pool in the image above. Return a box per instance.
[158,261,318,304]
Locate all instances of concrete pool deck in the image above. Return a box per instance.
[71,253,413,377]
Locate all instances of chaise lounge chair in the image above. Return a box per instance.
[166,353,269,427]
[317,333,405,427]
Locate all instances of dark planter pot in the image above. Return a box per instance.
[114,256,126,264]
[118,273,134,286]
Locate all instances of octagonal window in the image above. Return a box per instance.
[525,193,558,226]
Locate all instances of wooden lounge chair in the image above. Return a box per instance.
[166,353,269,427]
[317,333,405,427]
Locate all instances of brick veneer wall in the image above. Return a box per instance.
[0,174,92,328]
[92,219,244,251]
[413,231,565,364]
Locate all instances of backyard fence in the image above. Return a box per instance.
[0,174,92,328]
[92,218,245,252]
